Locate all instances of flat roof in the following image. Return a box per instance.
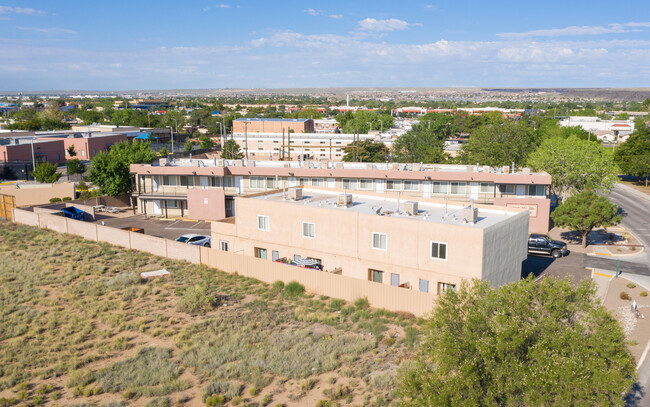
[250,188,523,230]
[234,118,310,122]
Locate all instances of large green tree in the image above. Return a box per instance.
[88,141,158,197]
[551,190,621,247]
[614,123,650,187]
[342,139,388,162]
[221,139,244,159]
[398,277,635,406]
[391,123,450,163]
[460,121,539,167]
[528,136,619,199]
[32,162,61,183]
[341,110,394,134]
[66,159,86,181]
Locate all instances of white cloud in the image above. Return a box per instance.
[329,14,342,19]
[358,18,412,32]
[17,26,77,35]
[498,22,650,38]
[203,4,230,11]
[0,6,46,16]
[304,8,320,16]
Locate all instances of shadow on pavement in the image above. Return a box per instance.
[625,382,645,407]
[521,255,556,279]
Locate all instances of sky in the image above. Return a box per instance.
[1,0,650,91]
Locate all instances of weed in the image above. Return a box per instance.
[272,281,285,292]
[177,285,217,315]
[354,297,369,309]
[620,292,632,300]
[230,396,243,405]
[32,395,44,406]
[329,299,345,311]
[67,370,96,388]
[300,378,317,392]
[404,327,420,348]
[261,394,272,405]
[201,381,243,403]
[641,291,648,297]
[145,398,170,407]
[249,387,258,396]
[323,384,351,400]
[627,283,637,289]
[283,281,305,297]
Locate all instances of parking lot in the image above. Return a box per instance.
[92,214,212,241]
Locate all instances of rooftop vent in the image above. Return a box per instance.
[404,201,418,216]
[462,205,479,224]
[288,187,303,201]
[337,193,352,207]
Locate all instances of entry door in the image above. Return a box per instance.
[327,178,336,188]
[422,181,431,198]
[200,176,209,189]
[375,179,385,193]
[469,182,479,200]
[288,177,297,187]
[152,200,162,215]
[235,176,244,194]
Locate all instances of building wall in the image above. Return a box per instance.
[187,188,226,220]
[57,134,127,160]
[0,140,65,165]
[211,195,525,292]
[233,120,314,134]
[0,182,75,206]
[494,197,550,234]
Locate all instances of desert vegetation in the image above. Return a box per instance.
[0,221,422,406]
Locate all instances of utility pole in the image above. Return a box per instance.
[244,120,249,160]
[30,138,36,171]
[172,118,178,153]
[329,138,332,161]
[282,129,285,160]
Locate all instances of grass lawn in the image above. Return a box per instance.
[0,221,424,407]
[620,180,650,195]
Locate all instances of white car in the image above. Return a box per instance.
[175,234,211,247]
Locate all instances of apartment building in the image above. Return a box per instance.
[313,118,340,134]
[38,132,127,160]
[559,116,635,142]
[211,187,529,291]
[233,118,314,134]
[0,137,66,165]
[229,132,391,161]
[130,159,552,233]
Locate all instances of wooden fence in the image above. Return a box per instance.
[0,194,15,221]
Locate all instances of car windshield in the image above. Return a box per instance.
[544,235,552,243]
[176,236,189,243]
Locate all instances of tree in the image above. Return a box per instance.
[551,191,621,247]
[184,138,195,153]
[528,136,619,200]
[391,122,452,163]
[88,141,157,197]
[198,135,216,149]
[66,145,77,157]
[398,277,636,406]
[342,139,388,162]
[32,162,61,183]
[460,121,540,167]
[614,125,650,187]
[66,159,86,181]
[341,110,394,134]
[221,139,243,159]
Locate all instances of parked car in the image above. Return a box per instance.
[527,234,568,258]
[175,234,211,247]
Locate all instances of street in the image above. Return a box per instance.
[609,184,650,249]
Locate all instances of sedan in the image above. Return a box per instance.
[175,234,211,247]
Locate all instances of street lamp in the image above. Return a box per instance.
[30,137,36,171]
[379,119,383,135]
[166,126,173,155]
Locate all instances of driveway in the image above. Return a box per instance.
[93,215,211,241]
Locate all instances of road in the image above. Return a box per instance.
[609,184,650,249]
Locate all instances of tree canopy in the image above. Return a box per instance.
[342,139,388,162]
[528,136,619,199]
[391,123,449,163]
[614,123,650,186]
[551,190,621,247]
[339,110,393,134]
[32,162,61,183]
[398,277,636,406]
[460,121,540,167]
[88,141,158,197]
[221,139,244,159]
[66,159,86,181]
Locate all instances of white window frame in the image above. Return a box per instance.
[430,240,448,261]
[250,176,264,189]
[386,180,402,191]
[372,232,387,251]
[480,182,495,193]
[219,240,229,251]
[302,221,315,239]
[432,181,448,194]
[257,215,270,231]
[359,179,373,190]
[403,180,420,191]
[342,178,358,190]
[450,182,466,195]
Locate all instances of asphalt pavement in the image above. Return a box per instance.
[609,184,650,249]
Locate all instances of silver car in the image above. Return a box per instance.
[175,234,211,247]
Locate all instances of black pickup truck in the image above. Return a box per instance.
[527,234,569,258]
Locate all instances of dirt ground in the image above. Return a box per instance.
[548,226,644,256]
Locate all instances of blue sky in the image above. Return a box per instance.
[1,1,649,90]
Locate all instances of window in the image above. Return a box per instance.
[302,221,315,238]
[391,273,400,287]
[450,182,466,195]
[386,180,402,190]
[498,184,515,195]
[255,247,267,260]
[294,254,302,262]
[320,141,326,144]
[180,176,194,187]
[223,176,234,187]
[266,177,277,188]
[343,178,358,190]
[163,175,178,186]
[359,179,373,190]
[299,178,309,185]
[528,185,546,196]
[404,180,420,191]
[432,181,448,194]
[272,250,280,261]
[480,183,495,193]
[311,178,324,187]
[219,240,229,251]
[431,241,447,260]
[167,200,179,209]
[211,176,222,187]
[250,176,264,189]
[370,269,383,283]
[419,279,429,293]
[372,232,387,251]
[257,215,270,231]
[438,282,456,294]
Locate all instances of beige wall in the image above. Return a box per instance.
[494,197,550,234]
[233,120,314,134]
[0,182,76,207]
[187,188,226,220]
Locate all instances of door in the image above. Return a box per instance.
[375,179,385,193]
[516,185,526,197]
[327,178,336,188]
[422,181,431,198]
[272,250,279,261]
[288,177,297,187]
[391,273,400,287]
[469,182,479,201]
[152,200,162,215]
[200,176,209,189]
[235,176,243,194]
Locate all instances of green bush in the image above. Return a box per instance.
[329,299,345,311]
[249,387,258,396]
[272,281,285,292]
[620,292,632,300]
[67,370,96,388]
[177,285,216,315]
[354,297,370,309]
[201,381,243,403]
[627,283,637,289]
[49,197,62,203]
[641,291,648,297]
[62,197,73,201]
[283,281,305,297]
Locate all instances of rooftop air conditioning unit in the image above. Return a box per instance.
[404,201,418,216]
[502,166,510,174]
[288,187,302,201]
[462,205,479,224]
[338,193,352,207]
[522,167,531,175]
[159,158,169,166]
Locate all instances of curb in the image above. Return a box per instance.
[616,183,650,203]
